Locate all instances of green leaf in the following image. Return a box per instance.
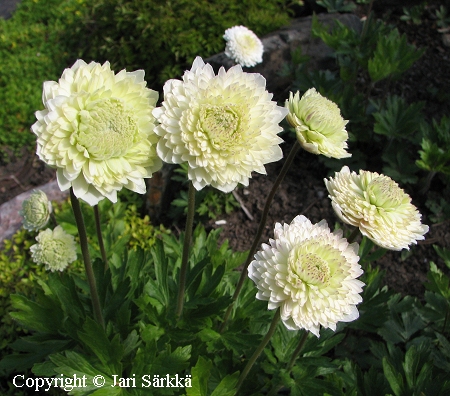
[187,356,212,396]
[50,350,116,394]
[9,293,63,334]
[433,245,450,270]
[368,28,424,82]
[210,371,239,396]
[382,357,404,396]
[150,238,170,307]
[77,317,123,375]
[425,262,450,298]
[46,272,86,326]
[0,336,70,374]
[416,138,450,175]
[379,296,425,344]
[372,95,424,140]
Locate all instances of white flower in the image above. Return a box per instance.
[286,89,351,159]
[32,59,162,206]
[324,166,429,250]
[19,190,52,231]
[153,57,287,192]
[30,226,77,272]
[223,25,264,67]
[248,215,364,337]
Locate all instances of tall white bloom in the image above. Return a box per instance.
[248,215,364,337]
[30,226,77,272]
[325,166,429,250]
[32,59,162,206]
[286,89,351,159]
[223,26,264,67]
[20,190,52,231]
[153,57,287,192]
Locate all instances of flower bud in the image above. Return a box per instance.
[286,89,351,159]
[20,190,52,231]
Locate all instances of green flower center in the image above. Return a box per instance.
[238,33,257,50]
[40,240,67,265]
[287,242,331,287]
[366,176,404,208]
[199,104,240,150]
[76,98,138,160]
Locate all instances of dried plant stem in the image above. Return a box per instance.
[176,181,196,319]
[220,141,300,333]
[70,188,104,328]
[235,308,281,393]
[93,205,108,270]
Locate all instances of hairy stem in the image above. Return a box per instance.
[176,181,196,319]
[93,205,108,270]
[70,188,104,328]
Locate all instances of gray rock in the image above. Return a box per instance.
[0,0,21,19]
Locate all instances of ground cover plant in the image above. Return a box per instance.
[1,0,450,395]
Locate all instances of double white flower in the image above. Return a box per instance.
[30,226,77,272]
[153,57,287,193]
[223,26,264,67]
[32,60,162,206]
[286,89,351,159]
[249,215,364,337]
[325,166,429,250]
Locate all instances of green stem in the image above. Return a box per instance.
[70,188,104,328]
[220,141,300,333]
[93,205,108,270]
[267,330,309,396]
[176,181,196,319]
[235,308,281,394]
[286,330,309,371]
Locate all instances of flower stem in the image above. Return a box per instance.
[235,308,281,393]
[93,205,108,270]
[220,141,300,332]
[347,227,360,244]
[70,188,104,328]
[267,330,309,396]
[176,181,196,319]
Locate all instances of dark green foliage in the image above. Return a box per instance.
[417,116,450,175]
[0,0,77,152]
[64,0,290,89]
[368,28,424,83]
[372,95,424,142]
